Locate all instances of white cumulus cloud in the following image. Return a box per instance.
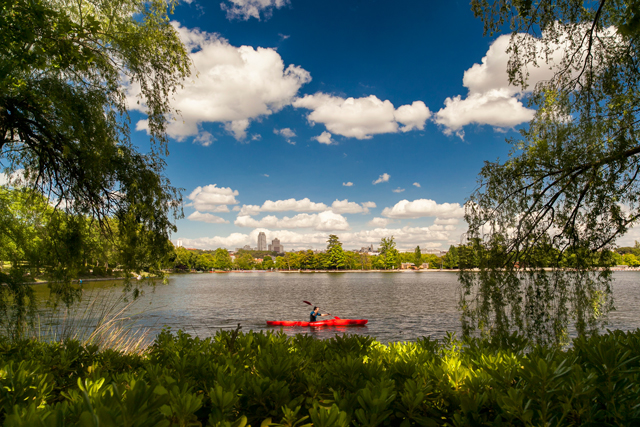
[434,217,460,225]
[430,224,458,231]
[368,217,393,228]
[187,184,239,212]
[293,94,430,139]
[262,198,328,212]
[194,132,215,147]
[238,205,261,216]
[373,173,390,185]
[392,188,405,193]
[175,233,251,249]
[314,131,335,145]
[413,182,421,188]
[382,199,465,219]
[129,23,310,141]
[220,0,289,21]
[343,181,354,187]
[175,224,456,251]
[274,128,296,144]
[238,198,329,216]
[235,210,350,231]
[394,101,432,132]
[187,211,229,224]
[435,33,566,138]
[331,199,376,214]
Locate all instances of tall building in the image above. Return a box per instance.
[270,238,283,253]
[257,232,267,251]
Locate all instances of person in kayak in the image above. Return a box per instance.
[310,306,331,322]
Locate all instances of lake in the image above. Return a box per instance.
[35,271,640,343]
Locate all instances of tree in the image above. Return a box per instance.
[0,187,75,336]
[213,249,232,270]
[423,254,441,269]
[195,253,215,271]
[359,252,372,270]
[622,253,640,267]
[414,246,422,269]
[0,0,190,325]
[234,252,254,270]
[378,237,399,270]
[275,256,287,270]
[0,187,175,336]
[325,234,346,270]
[262,255,274,270]
[344,251,359,270]
[461,0,640,343]
[174,247,196,271]
[442,245,459,269]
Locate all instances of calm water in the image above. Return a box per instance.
[36,271,640,343]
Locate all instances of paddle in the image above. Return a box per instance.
[303,301,338,319]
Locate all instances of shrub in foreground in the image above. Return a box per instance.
[1,329,640,426]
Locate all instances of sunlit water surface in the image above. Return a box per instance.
[35,271,640,343]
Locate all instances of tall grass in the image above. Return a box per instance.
[32,288,155,354]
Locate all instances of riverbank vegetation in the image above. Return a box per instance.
[172,235,443,271]
[2,328,640,426]
[171,240,640,272]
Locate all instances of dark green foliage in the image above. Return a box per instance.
[464,0,640,343]
[0,0,190,337]
[325,235,346,270]
[2,329,640,425]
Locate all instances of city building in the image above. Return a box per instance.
[257,232,267,251]
[270,238,283,253]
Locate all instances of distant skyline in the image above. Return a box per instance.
[121,0,639,251]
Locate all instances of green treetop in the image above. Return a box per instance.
[325,234,346,270]
[414,245,422,268]
[378,237,399,270]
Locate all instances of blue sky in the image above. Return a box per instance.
[126,0,560,251]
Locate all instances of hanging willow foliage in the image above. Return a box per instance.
[461,0,640,344]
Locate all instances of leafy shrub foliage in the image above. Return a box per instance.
[1,329,640,425]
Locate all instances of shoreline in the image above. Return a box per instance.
[195,269,459,273]
[27,277,129,285]
[26,267,640,284]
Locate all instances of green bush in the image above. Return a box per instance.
[1,329,640,425]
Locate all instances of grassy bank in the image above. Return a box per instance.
[1,329,639,426]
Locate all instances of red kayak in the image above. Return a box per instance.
[266,316,368,327]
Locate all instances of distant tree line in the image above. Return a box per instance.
[171,235,448,271]
[440,239,632,270]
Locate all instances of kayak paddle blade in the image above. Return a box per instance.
[303,300,313,306]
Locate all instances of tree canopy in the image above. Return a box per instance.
[0,0,190,335]
[325,234,346,270]
[462,0,640,343]
[1,0,189,242]
[414,245,422,267]
[377,237,399,270]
